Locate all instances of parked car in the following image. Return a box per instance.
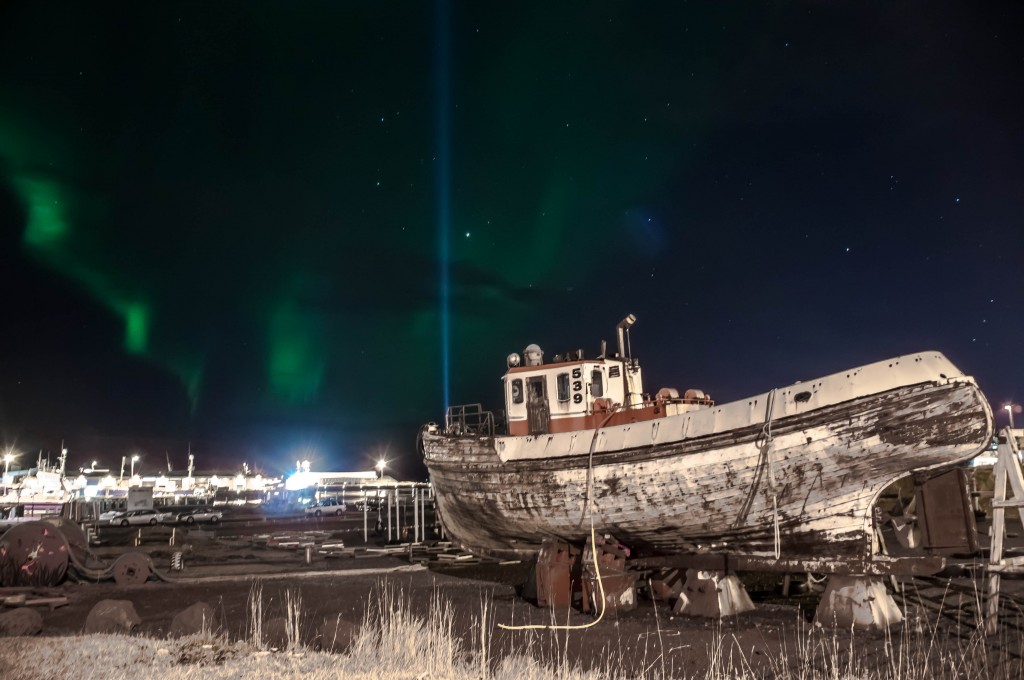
[176,508,223,524]
[305,498,346,517]
[154,509,180,524]
[98,509,126,522]
[109,509,161,526]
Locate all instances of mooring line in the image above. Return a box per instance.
[496,515,607,631]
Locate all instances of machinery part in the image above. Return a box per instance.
[581,534,637,616]
[0,521,71,587]
[112,552,152,586]
[170,552,184,572]
[645,567,684,601]
[43,517,100,568]
[535,539,581,609]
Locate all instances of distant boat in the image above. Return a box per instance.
[420,315,993,562]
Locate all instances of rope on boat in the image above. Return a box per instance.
[497,515,607,631]
[579,407,623,528]
[763,389,781,560]
[498,406,621,631]
[732,388,781,559]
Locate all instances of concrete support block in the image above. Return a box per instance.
[673,569,755,618]
[814,575,903,630]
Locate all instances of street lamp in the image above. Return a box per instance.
[130,454,140,480]
[1005,404,1017,431]
[376,458,387,479]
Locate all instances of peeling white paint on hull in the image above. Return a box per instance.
[422,355,993,561]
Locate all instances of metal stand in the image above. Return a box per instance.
[813,575,902,630]
[673,569,754,618]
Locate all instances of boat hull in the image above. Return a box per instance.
[422,371,993,561]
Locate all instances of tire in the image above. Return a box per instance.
[335,509,343,516]
[149,518,157,525]
[120,519,129,527]
[186,516,195,525]
[210,516,219,524]
[314,509,322,518]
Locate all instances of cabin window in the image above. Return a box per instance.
[511,379,524,404]
[591,369,604,397]
[556,373,570,402]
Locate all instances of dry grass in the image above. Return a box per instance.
[1,582,1022,680]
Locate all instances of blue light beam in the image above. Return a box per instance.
[435,0,452,410]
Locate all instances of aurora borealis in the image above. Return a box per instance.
[1,2,1022,477]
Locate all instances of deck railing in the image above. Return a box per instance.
[445,403,495,437]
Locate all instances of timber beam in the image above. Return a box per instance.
[629,553,946,577]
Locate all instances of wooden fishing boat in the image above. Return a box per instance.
[419,315,994,563]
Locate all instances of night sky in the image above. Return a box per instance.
[1,2,1022,479]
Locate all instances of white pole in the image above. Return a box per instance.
[363,489,368,543]
[413,487,419,543]
[387,491,392,542]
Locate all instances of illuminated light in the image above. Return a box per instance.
[285,471,317,491]
[435,0,452,410]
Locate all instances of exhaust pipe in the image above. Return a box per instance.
[616,314,636,359]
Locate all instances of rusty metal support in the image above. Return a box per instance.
[581,534,637,615]
[535,539,581,609]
